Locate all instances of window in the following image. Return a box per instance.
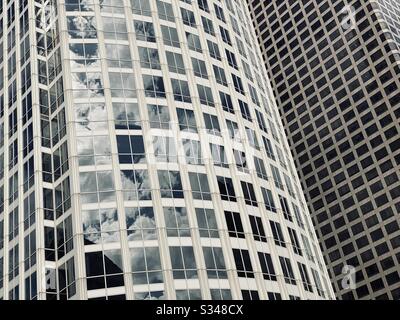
[65,0,95,11]
[233,150,248,172]
[72,71,104,98]
[158,170,184,198]
[9,207,19,241]
[269,120,280,142]
[157,0,174,22]
[169,246,197,279]
[225,211,245,238]
[283,173,295,198]
[67,16,97,39]
[71,42,99,68]
[9,173,18,204]
[9,108,18,138]
[267,292,282,300]
[132,0,151,16]
[239,100,252,121]
[288,227,302,256]
[186,32,202,52]
[279,256,296,285]
[195,208,219,238]
[210,143,228,168]
[130,247,163,285]
[276,147,286,168]
[258,252,277,281]
[142,75,166,98]
[207,40,221,60]
[181,8,196,27]
[241,181,258,207]
[298,262,313,292]
[263,137,275,160]
[232,74,244,94]
[166,51,185,74]
[74,102,107,134]
[192,58,208,79]
[116,135,145,164]
[126,207,156,240]
[138,47,161,69]
[161,25,180,47]
[24,271,37,300]
[243,61,253,81]
[271,165,284,190]
[220,26,231,45]
[182,139,203,165]
[55,177,72,217]
[197,85,214,106]
[226,50,238,69]
[219,91,234,113]
[164,207,190,237]
[134,20,156,42]
[176,108,197,132]
[23,157,34,192]
[302,235,315,263]
[113,102,141,130]
[293,204,305,229]
[103,17,128,40]
[147,104,170,129]
[8,245,19,281]
[226,120,240,140]
[255,109,267,133]
[270,221,286,247]
[22,93,33,126]
[249,85,260,106]
[153,136,177,163]
[82,208,119,245]
[56,216,74,259]
[198,0,210,12]
[203,247,227,279]
[204,113,221,136]
[211,289,232,300]
[0,220,3,250]
[171,79,192,102]
[214,4,225,22]
[217,176,236,202]
[202,16,215,35]
[134,290,163,300]
[249,215,267,242]
[233,249,254,278]
[189,172,211,200]
[261,188,277,212]
[176,289,201,300]
[279,195,293,222]
[108,72,136,98]
[85,250,124,290]
[213,65,227,86]
[120,170,152,201]
[254,156,268,180]
[242,290,260,300]
[58,258,76,299]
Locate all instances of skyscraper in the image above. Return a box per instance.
[0,0,333,300]
[248,0,400,299]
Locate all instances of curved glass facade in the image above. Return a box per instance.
[0,0,333,300]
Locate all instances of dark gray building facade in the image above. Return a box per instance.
[248,0,400,299]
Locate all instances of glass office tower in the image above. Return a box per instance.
[248,0,400,299]
[0,0,333,300]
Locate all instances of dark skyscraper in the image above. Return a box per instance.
[248,0,400,299]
